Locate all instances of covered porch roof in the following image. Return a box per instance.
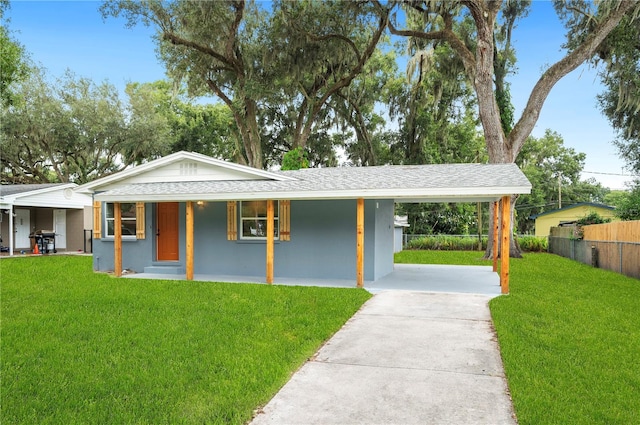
[90,162,531,203]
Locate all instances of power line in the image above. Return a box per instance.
[582,170,639,177]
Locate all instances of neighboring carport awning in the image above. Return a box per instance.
[92,163,531,203]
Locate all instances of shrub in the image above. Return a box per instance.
[517,235,548,252]
[406,235,486,251]
[576,211,612,226]
[405,235,547,252]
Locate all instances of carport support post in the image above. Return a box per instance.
[500,196,511,294]
[492,200,499,272]
[356,198,364,288]
[186,201,194,281]
[266,199,274,284]
[114,202,122,277]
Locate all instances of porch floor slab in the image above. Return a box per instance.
[123,263,501,296]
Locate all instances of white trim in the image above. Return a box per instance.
[104,202,137,238]
[95,186,530,203]
[75,151,296,194]
[1,183,92,210]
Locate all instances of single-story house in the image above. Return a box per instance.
[76,151,531,289]
[0,183,93,255]
[530,202,617,237]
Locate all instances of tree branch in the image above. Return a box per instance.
[508,0,637,155]
[226,0,245,60]
[387,6,476,78]
[205,78,233,107]
[314,11,389,115]
[287,6,363,62]
[163,32,234,68]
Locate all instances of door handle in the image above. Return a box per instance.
[156,229,160,237]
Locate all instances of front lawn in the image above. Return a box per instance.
[396,250,640,424]
[0,256,371,424]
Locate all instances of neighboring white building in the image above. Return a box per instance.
[0,183,93,255]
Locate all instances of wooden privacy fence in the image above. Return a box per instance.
[583,220,640,242]
[548,221,640,280]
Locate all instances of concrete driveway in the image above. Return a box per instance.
[250,291,516,425]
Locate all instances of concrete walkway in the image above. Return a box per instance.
[250,291,516,425]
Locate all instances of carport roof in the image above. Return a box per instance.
[0,183,92,209]
[92,162,531,203]
[0,183,68,197]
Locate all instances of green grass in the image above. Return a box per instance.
[396,250,640,424]
[0,256,371,424]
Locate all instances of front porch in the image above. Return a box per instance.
[122,263,501,296]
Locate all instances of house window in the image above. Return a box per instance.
[105,203,137,237]
[240,201,279,239]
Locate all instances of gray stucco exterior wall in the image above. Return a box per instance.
[92,203,156,274]
[92,199,395,282]
[374,200,395,279]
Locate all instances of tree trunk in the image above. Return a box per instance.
[483,196,522,260]
[227,97,263,169]
[387,0,637,257]
[243,98,263,169]
[467,3,523,258]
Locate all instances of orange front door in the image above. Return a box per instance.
[157,202,179,261]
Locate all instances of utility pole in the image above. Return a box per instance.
[558,174,562,209]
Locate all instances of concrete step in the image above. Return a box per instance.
[143,265,185,275]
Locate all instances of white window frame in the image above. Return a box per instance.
[105,202,137,238]
[239,201,279,240]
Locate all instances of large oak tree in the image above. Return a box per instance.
[383,0,639,256]
[0,69,170,183]
[102,0,389,169]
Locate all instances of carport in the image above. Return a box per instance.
[0,183,93,255]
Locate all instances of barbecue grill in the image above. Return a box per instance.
[29,230,57,254]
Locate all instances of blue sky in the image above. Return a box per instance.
[5,0,635,190]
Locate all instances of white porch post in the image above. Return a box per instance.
[8,205,14,256]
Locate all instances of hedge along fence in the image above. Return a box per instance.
[548,221,640,280]
[404,234,548,252]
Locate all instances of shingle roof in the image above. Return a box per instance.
[278,163,529,189]
[95,163,531,203]
[0,184,66,197]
